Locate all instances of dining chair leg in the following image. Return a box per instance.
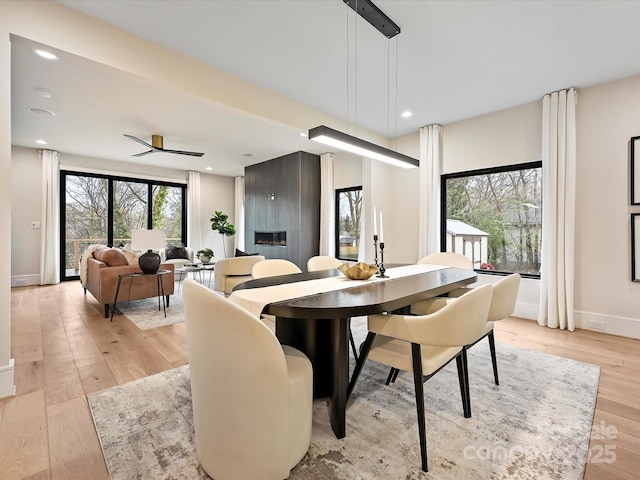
[391,368,400,383]
[456,353,470,418]
[461,347,471,418]
[411,343,428,472]
[385,368,395,385]
[347,332,376,400]
[487,330,499,385]
[349,325,358,361]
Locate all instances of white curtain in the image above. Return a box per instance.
[187,170,202,252]
[40,150,59,285]
[538,88,577,331]
[359,158,371,263]
[319,153,335,256]
[418,125,442,259]
[234,176,245,252]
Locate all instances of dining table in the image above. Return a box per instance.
[229,264,477,439]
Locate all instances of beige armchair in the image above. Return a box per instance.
[306,255,342,272]
[159,246,195,269]
[213,255,266,294]
[183,279,313,480]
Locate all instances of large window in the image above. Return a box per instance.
[335,186,362,261]
[61,171,186,281]
[441,161,542,277]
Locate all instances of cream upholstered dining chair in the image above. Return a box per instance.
[306,255,342,272]
[410,273,521,387]
[347,284,493,472]
[183,279,313,480]
[213,255,266,295]
[252,258,302,279]
[418,251,473,270]
[306,255,359,360]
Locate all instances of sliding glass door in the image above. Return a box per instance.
[61,171,186,281]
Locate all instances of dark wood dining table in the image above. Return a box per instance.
[233,265,477,439]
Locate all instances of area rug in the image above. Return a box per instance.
[114,288,186,330]
[88,323,600,479]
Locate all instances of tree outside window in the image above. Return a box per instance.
[335,187,362,261]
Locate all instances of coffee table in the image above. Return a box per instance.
[176,263,214,290]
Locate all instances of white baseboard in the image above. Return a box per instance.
[513,301,538,321]
[510,303,640,339]
[574,310,640,339]
[11,274,39,287]
[0,358,15,399]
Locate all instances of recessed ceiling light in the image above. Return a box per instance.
[35,88,53,98]
[35,139,48,145]
[300,132,308,137]
[205,167,212,171]
[241,153,253,157]
[30,108,55,116]
[33,49,59,61]
[401,111,413,118]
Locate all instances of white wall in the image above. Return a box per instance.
[386,81,640,338]
[11,147,235,284]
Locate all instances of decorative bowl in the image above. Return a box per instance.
[338,262,379,280]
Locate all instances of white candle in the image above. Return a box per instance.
[373,206,377,236]
[379,210,384,243]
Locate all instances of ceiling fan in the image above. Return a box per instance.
[123,134,205,157]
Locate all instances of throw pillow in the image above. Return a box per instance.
[93,247,128,267]
[165,245,189,260]
[122,243,139,266]
[235,248,260,257]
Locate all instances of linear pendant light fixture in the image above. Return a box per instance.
[309,125,418,169]
[309,0,419,169]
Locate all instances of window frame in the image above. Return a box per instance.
[60,170,187,281]
[335,185,363,262]
[440,161,542,279]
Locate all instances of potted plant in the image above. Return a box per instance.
[197,248,214,264]
[210,210,236,257]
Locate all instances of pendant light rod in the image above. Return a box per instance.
[343,0,400,39]
[309,125,418,169]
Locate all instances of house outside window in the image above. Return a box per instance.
[441,161,542,277]
[335,186,362,262]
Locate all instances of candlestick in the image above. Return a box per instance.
[377,242,388,278]
[373,234,379,267]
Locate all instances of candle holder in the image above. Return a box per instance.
[378,242,388,278]
[373,234,379,267]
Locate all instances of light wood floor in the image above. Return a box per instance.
[1,282,639,479]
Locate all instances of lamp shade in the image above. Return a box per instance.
[131,229,165,274]
[131,229,166,250]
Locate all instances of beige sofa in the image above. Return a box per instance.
[213,255,265,294]
[85,247,175,317]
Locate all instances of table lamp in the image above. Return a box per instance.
[131,229,165,274]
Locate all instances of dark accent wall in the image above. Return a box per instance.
[245,151,320,269]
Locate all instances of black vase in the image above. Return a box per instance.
[139,250,161,274]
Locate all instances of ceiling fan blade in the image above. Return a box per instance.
[132,150,155,157]
[162,149,205,157]
[123,133,155,149]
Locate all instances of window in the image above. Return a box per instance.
[335,186,362,261]
[441,161,542,277]
[61,171,186,281]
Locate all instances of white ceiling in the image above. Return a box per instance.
[11,0,640,176]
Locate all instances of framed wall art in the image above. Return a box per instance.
[632,214,640,282]
[631,136,640,205]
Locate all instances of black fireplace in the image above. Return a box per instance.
[255,231,287,246]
